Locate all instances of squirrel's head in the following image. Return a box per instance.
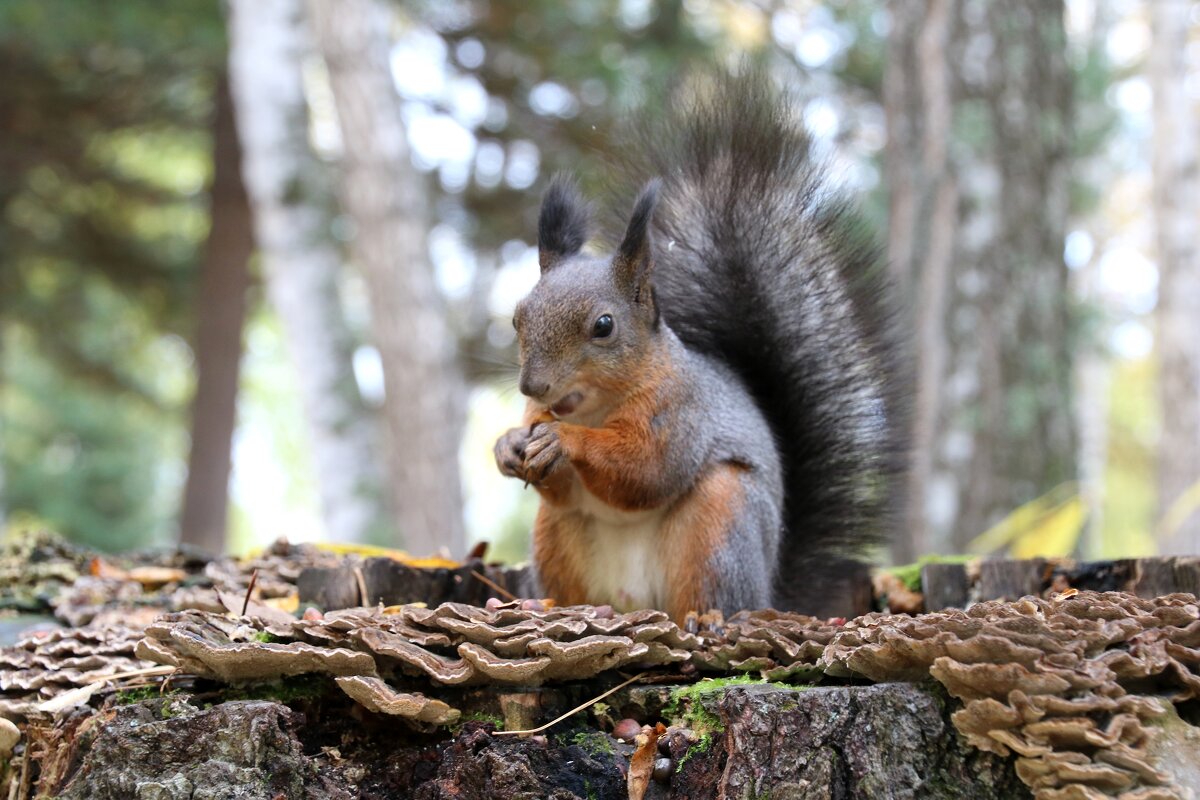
[514,174,662,423]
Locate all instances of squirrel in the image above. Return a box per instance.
[493,72,907,621]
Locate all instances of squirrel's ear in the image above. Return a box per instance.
[538,174,590,273]
[615,178,661,304]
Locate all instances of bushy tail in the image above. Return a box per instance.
[619,71,908,612]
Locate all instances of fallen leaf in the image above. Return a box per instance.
[89,557,128,580]
[263,593,300,613]
[37,682,101,714]
[311,542,460,570]
[628,722,665,800]
[216,590,297,626]
[381,603,426,614]
[128,566,188,587]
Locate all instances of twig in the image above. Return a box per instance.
[84,666,177,684]
[470,569,518,602]
[353,566,369,607]
[241,568,259,616]
[15,729,31,800]
[493,672,644,737]
[16,739,31,800]
[97,681,160,694]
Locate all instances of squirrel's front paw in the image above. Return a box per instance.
[522,422,564,485]
[494,426,530,480]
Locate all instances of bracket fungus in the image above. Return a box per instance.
[138,602,697,689]
[5,567,1200,800]
[815,592,1200,799]
[0,625,153,720]
[333,675,460,727]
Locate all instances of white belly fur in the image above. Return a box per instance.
[575,487,669,612]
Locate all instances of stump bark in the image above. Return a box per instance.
[41,682,1028,799]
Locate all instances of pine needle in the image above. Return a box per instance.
[470,569,518,602]
[493,672,644,737]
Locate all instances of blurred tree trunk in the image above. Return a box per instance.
[884,0,958,562]
[226,0,390,545]
[885,0,1076,556]
[179,76,253,554]
[308,0,467,558]
[0,334,5,531]
[1150,0,1200,553]
[1071,3,1118,560]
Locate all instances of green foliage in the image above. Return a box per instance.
[408,0,714,250]
[3,329,186,551]
[0,0,224,548]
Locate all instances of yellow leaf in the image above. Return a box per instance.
[263,593,300,613]
[1159,475,1200,542]
[312,542,461,570]
[1011,496,1087,559]
[968,482,1087,558]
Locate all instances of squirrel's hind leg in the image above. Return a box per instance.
[662,463,777,621]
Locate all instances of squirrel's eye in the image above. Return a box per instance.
[592,314,614,338]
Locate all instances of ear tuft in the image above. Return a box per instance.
[538,174,590,272]
[618,178,661,263]
[615,179,661,303]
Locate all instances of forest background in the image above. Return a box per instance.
[1,0,1196,567]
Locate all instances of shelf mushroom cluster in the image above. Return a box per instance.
[3,591,1198,799]
[817,592,1200,800]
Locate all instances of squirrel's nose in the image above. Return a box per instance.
[519,375,551,399]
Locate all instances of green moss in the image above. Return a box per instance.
[666,676,813,775]
[664,676,811,732]
[250,631,282,644]
[157,699,186,720]
[449,710,505,734]
[590,700,614,729]
[561,731,614,757]
[114,685,162,705]
[674,731,715,773]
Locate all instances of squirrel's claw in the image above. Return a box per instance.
[522,422,563,485]
[494,426,532,481]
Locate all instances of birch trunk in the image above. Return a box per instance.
[886,0,1076,555]
[1150,0,1200,553]
[226,0,389,545]
[308,0,467,557]
[179,76,253,554]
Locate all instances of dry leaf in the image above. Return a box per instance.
[89,557,128,580]
[37,682,101,714]
[216,590,297,626]
[263,593,300,613]
[311,542,460,570]
[128,566,188,587]
[628,722,665,800]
